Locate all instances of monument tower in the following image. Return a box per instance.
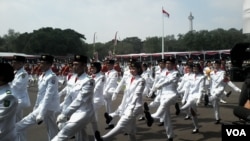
[188,12,194,32]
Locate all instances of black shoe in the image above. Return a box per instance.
[226,91,232,97]
[175,103,180,115]
[215,119,221,124]
[184,116,191,120]
[124,133,128,136]
[144,102,149,112]
[94,131,103,141]
[104,112,113,124]
[144,111,154,127]
[138,116,145,121]
[105,124,114,130]
[158,122,164,126]
[192,129,199,134]
[204,94,209,106]
[168,138,173,141]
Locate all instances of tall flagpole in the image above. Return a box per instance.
[162,7,165,59]
[113,31,118,56]
[93,32,96,54]
[93,32,96,61]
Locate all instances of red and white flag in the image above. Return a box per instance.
[162,7,170,18]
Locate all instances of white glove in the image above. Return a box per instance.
[56,114,67,123]
[36,115,44,125]
[155,84,161,90]
[103,91,108,97]
[181,99,186,105]
[148,91,153,97]
[58,122,66,130]
[236,88,241,93]
[125,110,133,118]
[196,99,201,106]
[112,93,118,101]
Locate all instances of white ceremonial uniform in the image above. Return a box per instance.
[148,67,168,104]
[209,69,226,121]
[57,74,75,130]
[141,70,154,96]
[177,72,193,119]
[103,69,119,113]
[109,69,132,122]
[52,73,95,141]
[147,68,168,123]
[150,69,179,139]
[180,73,205,130]
[101,75,145,141]
[114,68,131,96]
[0,85,18,141]
[91,72,105,133]
[16,69,60,141]
[10,67,31,122]
[58,73,75,112]
[177,72,192,99]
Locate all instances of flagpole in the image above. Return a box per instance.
[113,31,118,57]
[162,7,165,59]
[93,32,96,54]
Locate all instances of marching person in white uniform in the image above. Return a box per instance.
[180,63,205,133]
[10,55,31,122]
[137,63,154,121]
[144,57,179,141]
[146,59,168,125]
[0,63,18,141]
[95,61,145,141]
[108,59,134,123]
[89,62,105,134]
[103,59,119,129]
[177,63,193,120]
[208,60,226,124]
[16,55,60,141]
[52,55,95,141]
[112,58,135,101]
[141,63,154,97]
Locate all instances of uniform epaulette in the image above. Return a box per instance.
[22,73,26,78]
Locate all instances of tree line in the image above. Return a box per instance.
[0,27,249,61]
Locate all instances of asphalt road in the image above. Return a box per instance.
[23,82,244,141]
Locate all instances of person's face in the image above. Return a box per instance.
[107,64,113,70]
[72,61,85,75]
[193,67,199,74]
[130,67,138,76]
[12,61,23,70]
[186,66,192,73]
[90,67,97,74]
[39,61,51,72]
[166,62,174,70]
[213,63,221,69]
[159,62,165,69]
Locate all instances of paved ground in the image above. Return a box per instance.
[24,82,244,141]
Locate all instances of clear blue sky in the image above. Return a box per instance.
[0,0,244,43]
